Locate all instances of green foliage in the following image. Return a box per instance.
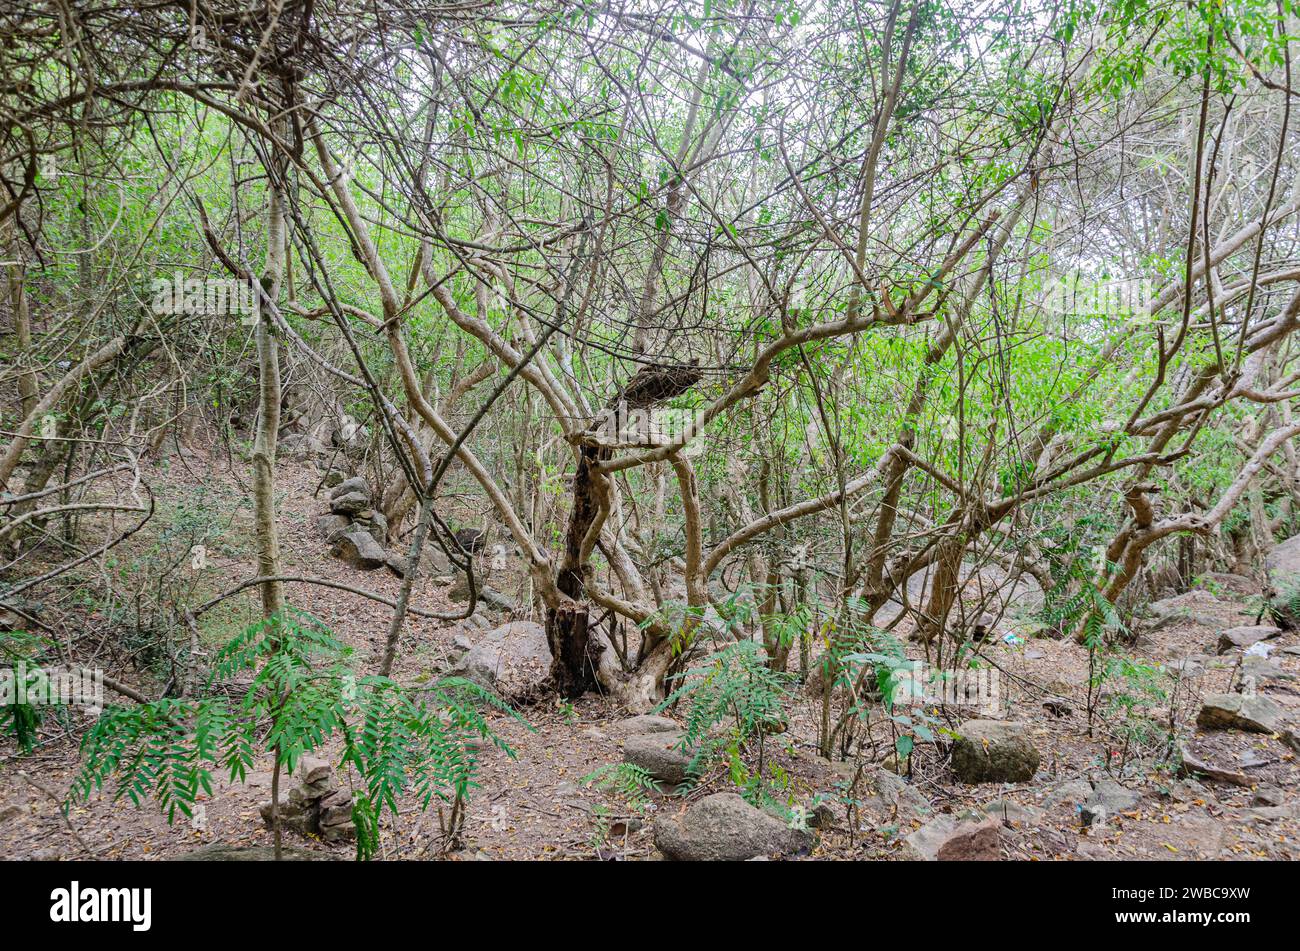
[1,629,53,753]
[70,607,522,859]
[581,762,662,811]
[659,640,794,801]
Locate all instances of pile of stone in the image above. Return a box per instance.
[258,755,356,845]
[316,477,388,570]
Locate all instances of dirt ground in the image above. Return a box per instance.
[2,448,1298,861]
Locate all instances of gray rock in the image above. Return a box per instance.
[321,469,346,489]
[1149,589,1220,620]
[1199,572,1259,596]
[366,510,388,546]
[450,620,551,692]
[297,755,332,785]
[315,513,352,543]
[624,731,693,785]
[906,815,1001,860]
[621,715,681,736]
[654,793,814,861]
[329,476,370,501]
[1216,625,1281,654]
[1266,534,1300,628]
[1197,693,1284,734]
[1043,778,1094,808]
[331,531,386,570]
[950,720,1040,783]
[860,769,931,820]
[980,798,1044,827]
[1084,779,1142,823]
[330,491,370,516]
[1252,786,1285,808]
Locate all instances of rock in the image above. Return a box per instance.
[297,755,332,785]
[315,513,351,543]
[1080,780,1141,826]
[258,797,317,835]
[1089,779,1141,811]
[1043,778,1093,808]
[654,793,814,861]
[279,433,326,460]
[1149,589,1220,620]
[1265,534,1300,628]
[1251,786,1284,807]
[329,476,370,501]
[1216,625,1281,654]
[331,531,386,570]
[321,469,346,488]
[906,815,1001,860]
[1199,572,1259,597]
[330,491,370,516]
[950,720,1040,783]
[450,620,551,692]
[1240,654,1295,685]
[424,543,452,575]
[808,801,837,830]
[363,510,388,546]
[1178,744,1251,786]
[980,798,1043,828]
[1197,693,1284,734]
[624,731,693,785]
[860,769,931,820]
[620,714,680,736]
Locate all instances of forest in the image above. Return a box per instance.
[2,0,1300,867]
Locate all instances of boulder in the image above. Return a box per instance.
[905,815,1001,860]
[950,720,1040,783]
[858,769,931,820]
[450,621,551,692]
[1197,693,1284,734]
[279,434,327,460]
[1216,625,1280,654]
[624,731,693,785]
[1265,534,1300,628]
[620,714,681,736]
[654,793,814,861]
[315,513,351,543]
[329,476,370,501]
[365,510,388,546]
[1081,779,1141,826]
[1199,572,1259,596]
[330,491,370,516]
[331,531,386,570]
[1149,589,1220,619]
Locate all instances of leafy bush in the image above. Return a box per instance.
[70,606,521,859]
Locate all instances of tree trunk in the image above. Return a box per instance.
[546,442,608,697]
